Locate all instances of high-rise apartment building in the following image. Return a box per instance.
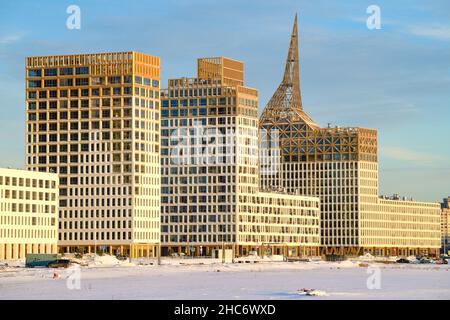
[0,168,58,260]
[25,52,161,257]
[260,16,441,256]
[441,197,450,254]
[160,57,320,257]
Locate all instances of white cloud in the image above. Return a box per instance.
[382,146,444,163]
[407,24,450,40]
[0,35,22,45]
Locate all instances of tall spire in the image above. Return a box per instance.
[261,14,318,128]
[282,13,302,109]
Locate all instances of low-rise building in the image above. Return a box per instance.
[0,168,58,260]
[441,197,450,254]
[359,196,441,256]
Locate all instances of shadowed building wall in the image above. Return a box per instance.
[441,197,450,254]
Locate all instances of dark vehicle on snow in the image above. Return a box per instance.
[396,258,410,264]
[47,259,71,268]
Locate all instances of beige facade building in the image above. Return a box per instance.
[359,196,441,256]
[0,168,58,260]
[441,197,450,254]
[25,52,161,257]
[259,16,441,256]
[160,57,320,257]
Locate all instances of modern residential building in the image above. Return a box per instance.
[160,57,321,257]
[25,52,161,257]
[259,15,441,256]
[0,168,58,260]
[441,197,450,254]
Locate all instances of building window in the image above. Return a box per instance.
[28,69,41,77]
[44,68,57,76]
[44,80,57,87]
[109,76,121,84]
[60,67,73,75]
[28,80,41,88]
[76,67,89,75]
[75,78,89,86]
[60,79,73,87]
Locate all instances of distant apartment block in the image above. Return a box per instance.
[25,52,161,257]
[441,197,450,254]
[160,57,321,256]
[0,168,58,260]
[259,16,441,256]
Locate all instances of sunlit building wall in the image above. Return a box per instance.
[160,57,321,256]
[25,52,161,257]
[0,168,58,260]
[259,16,441,256]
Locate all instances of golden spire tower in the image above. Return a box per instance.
[261,14,318,128]
[259,15,441,257]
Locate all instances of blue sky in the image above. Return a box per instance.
[0,0,449,202]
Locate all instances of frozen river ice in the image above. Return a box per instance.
[1,258,449,300]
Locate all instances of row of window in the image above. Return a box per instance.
[161,107,236,118]
[164,86,226,98]
[29,129,131,144]
[28,99,158,114]
[1,189,56,202]
[60,208,132,219]
[0,228,56,240]
[59,231,132,241]
[28,86,159,100]
[28,110,135,122]
[28,67,89,77]
[162,224,233,233]
[135,76,159,88]
[27,74,159,88]
[161,117,233,128]
[60,220,131,230]
[162,97,236,108]
[163,234,235,243]
[0,176,56,189]
[28,99,134,111]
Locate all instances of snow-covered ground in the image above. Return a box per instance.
[1,255,449,300]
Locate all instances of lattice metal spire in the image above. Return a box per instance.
[282,13,302,109]
[262,14,318,128]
